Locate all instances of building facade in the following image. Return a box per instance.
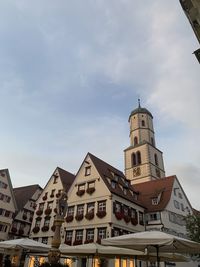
[63,153,145,247]
[0,169,17,241]
[30,167,75,245]
[10,185,42,239]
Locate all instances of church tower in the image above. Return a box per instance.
[124,101,165,184]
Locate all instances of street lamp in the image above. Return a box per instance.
[48,192,68,265]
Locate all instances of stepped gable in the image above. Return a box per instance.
[57,167,75,192]
[13,184,42,211]
[88,153,144,207]
[133,176,176,212]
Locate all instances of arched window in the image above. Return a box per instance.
[141,120,145,127]
[154,154,158,166]
[137,151,141,165]
[134,136,138,145]
[132,153,136,166]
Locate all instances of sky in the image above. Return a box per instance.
[0,1,200,210]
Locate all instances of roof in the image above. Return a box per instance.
[88,153,144,207]
[13,184,42,211]
[129,106,153,121]
[57,167,75,193]
[133,176,176,212]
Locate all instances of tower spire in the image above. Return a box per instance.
[138,98,141,108]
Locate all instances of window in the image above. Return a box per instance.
[111,181,116,189]
[35,218,41,227]
[181,203,184,211]
[131,209,137,219]
[139,212,144,225]
[0,224,7,232]
[98,201,106,212]
[123,188,127,195]
[75,230,83,241]
[141,120,145,127]
[67,206,74,216]
[0,209,3,216]
[98,227,107,239]
[78,184,85,191]
[134,136,138,145]
[50,189,55,197]
[113,228,120,237]
[53,175,58,184]
[149,212,160,221]
[178,192,183,199]
[85,166,91,176]
[154,154,158,166]
[115,202,121,213]
[123,205,129,216]
[44,217,50,227]
[174,200,180,209]
[114,174,119,182]
[152,198,158,205]
[151,137,154,146]
[65,230,73,241]
[86,229,94,241]
[88,181,95,189]
[77,204,84,215]
[47,201,53,209]
[137,151,141,164]
[4,210,10,217]
[87,202,95,214]
[132,153,136,166]
[39,203,44,211]
[42,237,48,244]
[0,181,7,189]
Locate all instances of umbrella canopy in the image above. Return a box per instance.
[102,231,200,254]
[59,243,145,257]
[0,238,50,252]
[138,252,189,262]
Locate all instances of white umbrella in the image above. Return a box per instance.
[102,231,200,267]
[0,238,50,252]
[59,242,145,257]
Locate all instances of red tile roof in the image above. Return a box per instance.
[88,153,144,207]
[133,176,176,212]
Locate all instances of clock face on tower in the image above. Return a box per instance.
[133,167,141,177]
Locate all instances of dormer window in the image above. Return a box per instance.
[123,188,127,195]
[85,166,91,176]
[111,181,116,189]
[152,197,158,205]
[114,175,119,182]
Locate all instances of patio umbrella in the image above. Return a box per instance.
[59,242,145,257]
[102,231,200,267]
[0,238,50,252]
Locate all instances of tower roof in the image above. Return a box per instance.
[129,102,153,121]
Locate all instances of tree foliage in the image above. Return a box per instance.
[185,213,200,242]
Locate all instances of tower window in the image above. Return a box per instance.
[132,152,142,166]
[134,137,138,145]
[141,120,145,127]
[151,137,154,146]
[154,154,158,166]
[136,151,141,164]
[132,153,136,166]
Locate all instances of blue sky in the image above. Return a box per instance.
[1,1,200,209]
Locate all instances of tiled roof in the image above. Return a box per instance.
[57,167,75,193]
[88,153,144,207]
[13,184,42,211]
[133,176,176,212]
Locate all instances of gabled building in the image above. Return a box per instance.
[134,176,193,238]
[63,153,145,247]
[0,169,17,241]
[10,184,42,239]
[30,167,75,245]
